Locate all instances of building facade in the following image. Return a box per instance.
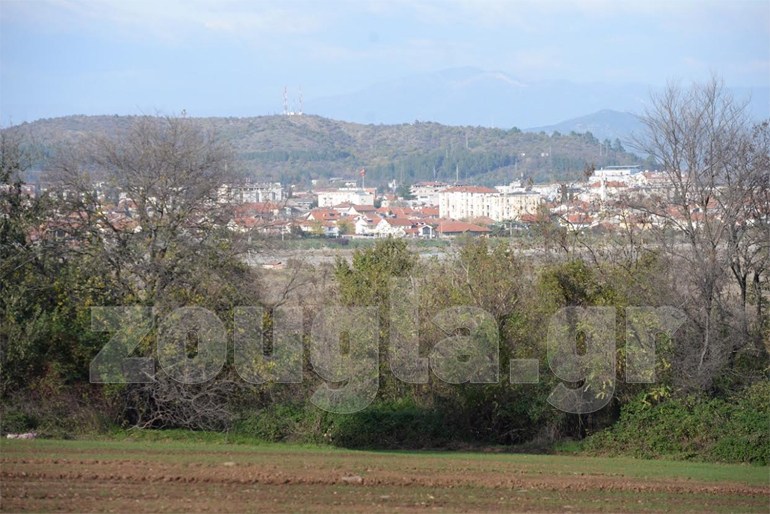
[316,188,376,207]
[220,182,284,203]
[438,186,541,221]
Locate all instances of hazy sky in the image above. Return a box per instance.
[2,0,769,124]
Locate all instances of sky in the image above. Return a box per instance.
[1,0,769,125]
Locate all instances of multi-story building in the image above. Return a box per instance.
[591,166,641,182]
[316,188,376,207]
[220,182,284,203]
[410,182,450,206]
[438,186,541,221]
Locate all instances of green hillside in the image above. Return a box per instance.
[6,114,644,186]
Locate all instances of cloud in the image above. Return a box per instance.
[2,0,328,43]
[2,0,767,95]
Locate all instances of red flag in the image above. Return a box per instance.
[359,168,366,177]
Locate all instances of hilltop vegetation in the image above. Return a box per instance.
[7,114,643,186]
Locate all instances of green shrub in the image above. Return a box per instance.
[234,400,453,449]
[234,404,313,442]
[325,400,450,449]
[583,381,770,464]
[0,407,39,434]
[710,382,770,465]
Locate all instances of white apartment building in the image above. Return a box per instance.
[220,182,284,203]
[316,188,376,207]
[410,182,450,206]
[591,166,641,182]
[439,186,541,221]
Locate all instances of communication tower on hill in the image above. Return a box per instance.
[282,86,304,116]
[298,86,304,115]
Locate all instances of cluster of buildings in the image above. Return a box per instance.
[14,165,695,243]
[223,183,494,238]
[294,204,491,239]
[224,181,535,239]
[223,166,684,239]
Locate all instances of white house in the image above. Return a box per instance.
[373,218,415,238]
[354,216,378,236]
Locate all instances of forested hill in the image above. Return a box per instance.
[7,114,644,186]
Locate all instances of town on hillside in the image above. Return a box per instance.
[13,164,715,245]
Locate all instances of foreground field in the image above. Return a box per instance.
[1,439,768,513]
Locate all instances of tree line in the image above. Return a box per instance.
[5,112,642,188]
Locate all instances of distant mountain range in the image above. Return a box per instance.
[306,67,769,136]
[306,67,649,129]
[526,110,644,145]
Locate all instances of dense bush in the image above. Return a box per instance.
[582,381,770,465]
[0,383,116,438]
[232,392,566,450]
[234,404,318,443]
[0,407,38,434]
[326,400,450,449]
[234,401,450,449]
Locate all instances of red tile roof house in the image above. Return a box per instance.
[469,216,496,227]
[562,212,595,230]
[388,207,416,218]
[331,202,354,213]
[376,206,414,218]
[408,222,435,238]
[354,216,378,236]
[433,220,491,237]
[228,216,260,232]
[345,204,379,217]
[305,209,343,222]
[297,219,340,238]
[373,217,417,237]
[420,206,440,218]
[233,202,282,219]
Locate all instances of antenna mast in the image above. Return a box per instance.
[283,86,288,115]
[298,86,303,115]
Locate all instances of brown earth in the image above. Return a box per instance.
[1,442,767,513]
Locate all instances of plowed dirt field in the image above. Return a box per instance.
[1,439,767,512]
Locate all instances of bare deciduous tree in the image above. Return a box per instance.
[48,116,266,429]
[724,121,770,333]
[50,115,239,311]
[633,77,769,389]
